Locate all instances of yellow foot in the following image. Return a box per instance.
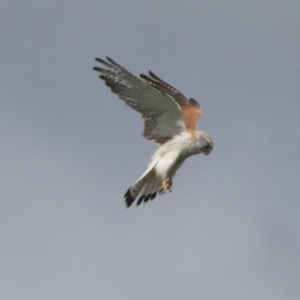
[159,179,173,194]
[166,179,173,193]
[159,180,168,195]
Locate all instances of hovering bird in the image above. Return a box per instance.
[93,57,213,207]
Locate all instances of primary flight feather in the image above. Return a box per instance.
[93,57,213,207]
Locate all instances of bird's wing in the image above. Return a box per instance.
[93,57,187,144]
[140,71,202,131]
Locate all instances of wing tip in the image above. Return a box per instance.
[106,56,114,64]
[95,57,107,64]
[93,66,105,73]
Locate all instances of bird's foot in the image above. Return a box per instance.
[166,178,173,193]
[159,178,173,194]
[159,180,168,195]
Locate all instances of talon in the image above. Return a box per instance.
[159,180,167,194]
[166,178,173,192]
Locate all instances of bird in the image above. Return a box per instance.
[93,57,213,208]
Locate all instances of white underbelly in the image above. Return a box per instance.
[151,132,192,180]
[154,149,186,180]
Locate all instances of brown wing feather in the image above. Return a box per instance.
[140,72,202,131]
[181,98,202,131]
[140,71,188,106]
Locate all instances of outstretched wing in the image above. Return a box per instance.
[93,57,186,144]
[140,71,202,131]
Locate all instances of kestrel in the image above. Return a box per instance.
[93,57,213,207]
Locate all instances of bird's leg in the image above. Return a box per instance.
[166,177,173,193]
[159,180,168,195]
[159,177,173,195]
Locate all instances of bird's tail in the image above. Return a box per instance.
[124,153,177,207]
[124,170,162,207]
[124,171,176,207]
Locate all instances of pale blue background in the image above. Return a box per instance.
[1,1,299,299]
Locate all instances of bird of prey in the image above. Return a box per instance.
[93,57,213,208]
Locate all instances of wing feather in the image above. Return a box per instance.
[140,71,202,131]
[93,57,186,144]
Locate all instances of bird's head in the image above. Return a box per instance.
[194,131,214,155]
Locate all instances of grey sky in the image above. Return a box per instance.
[1,1,299,299]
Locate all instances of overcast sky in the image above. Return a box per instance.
[1,1,300,299]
